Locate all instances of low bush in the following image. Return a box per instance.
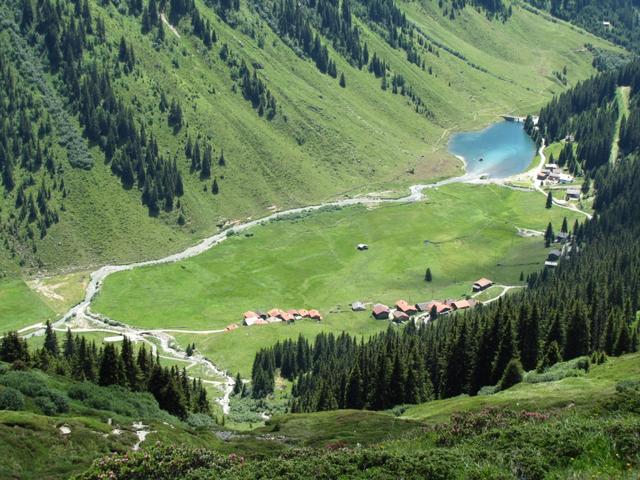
[0,387,25,411]
[0,371,48,397]
[34,395,58,416]
[525,356,590,384]
[186,413,216,429]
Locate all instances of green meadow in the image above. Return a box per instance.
[0,279,56,332]
[92,183,582,374]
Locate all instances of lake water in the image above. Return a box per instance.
[448,121,536,179]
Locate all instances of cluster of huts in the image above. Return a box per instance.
[367,278,492,323]
[537,163,574,185]
[231,308,323,329]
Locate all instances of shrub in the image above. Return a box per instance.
[499,359,524,391]
[186,413,216,429]
[47,390,70,414]
[0,363,9,375]
[35,395,58,416]
[0,387,25,411]
[525,356,590,384]
[0,371,48,397]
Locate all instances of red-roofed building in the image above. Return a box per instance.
[393,310,410,322]
[254,318,269,325]
[287,309,299,317]
[473,278,493,292]
[225,323,239,331]
[308,309,322,321]
[298,309,309,318]
[243,311,259,320]
[281,312,295,322]
[268,308,285,319]
[372,303,390,320]
[451,300,471,310]
[395,300,417,315]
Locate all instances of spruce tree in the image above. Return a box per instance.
[43,320,58,356]
[424,268,432,282]
[545,191,553,209]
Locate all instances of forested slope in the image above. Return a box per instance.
[0,0,617,276]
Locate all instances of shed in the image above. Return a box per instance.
[298,309,309,318]
[243,317,258,326]
[225,323,239,331]
[351,301,366,311]
[308,309,323,321]
[451,299,471,310]
[243,311,259,321]
[393,310,410,322]
[548,249,562,261]
[356,243,369,251]
[566,188,580,200]
[372,303,390,320]
[473,278,493,292]
[268,308,285,319]
[556,232,570,243]
[395,300,417,315]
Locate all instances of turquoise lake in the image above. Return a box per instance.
[448,121,536,179]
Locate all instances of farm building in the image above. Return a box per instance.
[266,316,282,323]
[243,317,258,326]
[548,249,562,261]
[556,232,570,243]
[298,309,309,318]
[243,311,259,322]
[268,308,285,319]
[537,171,549,181]
[473,278,494,292]
[352,301,366,311]
[255,310,268,319]
[281,312,295,322]
[287,309,299,317]
[393,310,410,322]
[356,243,369,251]
[545,163,559,171]
[451,299,471,310]
[395,300,417,315]
[308,309,323,321]
[225,323,239,331]
[566,188,581,200]
[254,318,269,325]
[372,303,390,320]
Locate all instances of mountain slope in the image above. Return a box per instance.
[0,0,621,278]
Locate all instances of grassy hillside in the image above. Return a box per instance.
[73,353,640,479]
[0,0,619,278]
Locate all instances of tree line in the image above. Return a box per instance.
[0,324,210,419]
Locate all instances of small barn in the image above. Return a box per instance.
[548,249,562,261]
[556,232,570,243]
[395,300,417,315]
[356,243,369,251]
[473,278,493,292]
[451,299,471,311]
[308,309,323,321]
[225,323,239,331]
[372,303,390,320]
[298,309,309,318]
[566,188,581,200]
[393,310,410,322]
[268,308,285,319]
